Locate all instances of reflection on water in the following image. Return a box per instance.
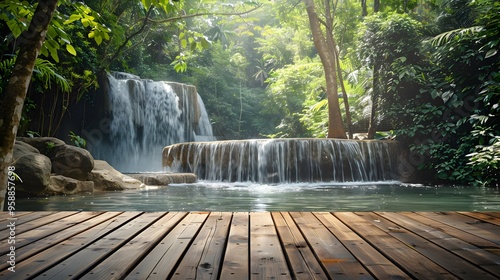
[15,181,500,212]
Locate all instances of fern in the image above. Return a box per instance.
[32,58,71,92]
[1,56,70,93]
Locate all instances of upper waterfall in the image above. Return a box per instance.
[89,72,214,172]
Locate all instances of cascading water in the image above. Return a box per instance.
[90,72,214,172]
[163,138,401,183]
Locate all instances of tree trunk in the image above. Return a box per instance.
[374,0,380,13]
[335,50,353,139]
[361,0,368,17]
[0,0,58,211]
[303,0,346,139]
[367,61,381,139]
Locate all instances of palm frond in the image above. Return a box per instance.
[426,26,483,46]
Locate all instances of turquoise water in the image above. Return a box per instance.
[15,181,500,212]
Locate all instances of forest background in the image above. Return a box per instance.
[1,0,499,187]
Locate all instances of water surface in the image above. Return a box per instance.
[15,181,500,212]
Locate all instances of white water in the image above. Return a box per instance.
[164,138,401,183]
[91,73,214,172]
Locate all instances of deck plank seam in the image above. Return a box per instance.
[290,212,347,279]
[271,212,300,280]
[315,212,381,280]
[371,212,499,279]
[117,212,190,279]
[415,212,500,245]
[29,211,146,279]
[285,212,332,279]
[41,212,166,279]
[163,212,211,280]
[0,212,120,268]
[331,212,425,279]
[213,212,234,280]
[4,212,107,254]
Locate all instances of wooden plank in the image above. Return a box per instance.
[290,212,374,280]
[372,212,499,279]
[459,212,500,227]
[483,212,500,219]
[0,211,34,221]
[0,212,102,255]
[36,212,166,279]
[272,212,328,280]
[380,212,500,277]
[400,212,500,256]
[220,212,250,280]
[334,212,458,280]
[0,212,53,224]
[79,212,188,279]
[1,212,122,270]
[0,212,142,279]
[314,212,411,280]
[0,212,71,236]
[250,212,290,280]
[125,212,209,280]
[0,211,498,280]
[418,212,500,244]
[171,212,232,280]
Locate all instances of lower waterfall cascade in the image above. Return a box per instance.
[163,138,402,183]
[90,72,214,172]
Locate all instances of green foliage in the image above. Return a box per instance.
[0,0,110,62]
[390,0,500,185]
[467,136,500,186]
[264,60,324,138]
[69,131,87,148]
[45,141,55,151]
[182,42,270,139]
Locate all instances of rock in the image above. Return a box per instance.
[13,140,40,158]
[51,145,94,180]
[48,175,95,195]
[128,173,197,185]
[17,137,66,156]
[18,137,94,180]
[89,160,144,191]
[12,153,52,195]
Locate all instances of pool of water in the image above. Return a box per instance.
[15,181,500,212]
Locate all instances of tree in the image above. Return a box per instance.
[406,0,500,185]
[0,0,58,211]
[355,13,422,139]
[303,0,346,139]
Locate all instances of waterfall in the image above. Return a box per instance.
[90,72,214,172]
[163,138,401,183]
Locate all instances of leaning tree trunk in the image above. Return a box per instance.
[336,51,353,139]
[0,0,58,211]
[303,0,346,139]
[367,61,381,139]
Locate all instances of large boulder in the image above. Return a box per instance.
[48,175,95,195]
[14,140,40,157]
[51,145,94,180]
[12,141,52,195]
[89,160,144,191]
[18,137,94,180]
[17,137,65,155]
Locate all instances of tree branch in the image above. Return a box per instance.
[145,4,262,24]
[106,6,154,66]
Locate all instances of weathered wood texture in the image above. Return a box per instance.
[1,212,499,279]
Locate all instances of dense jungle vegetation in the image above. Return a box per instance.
[1,0,499,186]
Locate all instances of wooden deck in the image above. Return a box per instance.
[1,212,500,279]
